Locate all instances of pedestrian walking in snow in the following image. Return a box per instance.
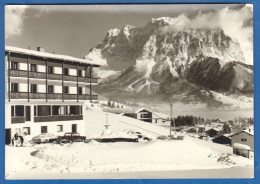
[14,132,19,147]
[19,132,24,147]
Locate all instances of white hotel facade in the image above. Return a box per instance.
[5,46,104,144]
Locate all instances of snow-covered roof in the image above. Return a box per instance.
[213,134,232,139]
[232,143,251,150]
[230,129,254,137]
[5,46,106,66]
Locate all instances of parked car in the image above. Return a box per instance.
[127,130,153,141]
[57,132,86,143]
[31,133,58,144]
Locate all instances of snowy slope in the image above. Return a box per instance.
[84,109,170,137]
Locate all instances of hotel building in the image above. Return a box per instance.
[5,46,104,144]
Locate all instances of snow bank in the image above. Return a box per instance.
[8,138,251,175]
[233,143,251,150]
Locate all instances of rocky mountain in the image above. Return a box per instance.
[88,17,253,105]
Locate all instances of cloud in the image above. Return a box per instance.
[159,5,253,65]
[5,5,29,39]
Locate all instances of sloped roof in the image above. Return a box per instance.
[230,129,254,137]
[5,46,106,66]
[212,134,232,140]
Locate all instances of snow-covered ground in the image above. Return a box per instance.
[84,109,170,137]
[5,109,253,179]
[5,137,253,179]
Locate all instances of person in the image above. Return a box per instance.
[14,132,19,147]
[11,138,14,147]
[19,132,24,147]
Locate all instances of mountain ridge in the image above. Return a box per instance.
[88,17,253,106]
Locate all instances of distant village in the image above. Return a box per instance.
[101,99,254,159]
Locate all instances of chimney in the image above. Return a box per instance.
[37,47,45,52]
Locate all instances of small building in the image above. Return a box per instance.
[230,129,254,150]
[212,134,231,145]
[197,125,206,132]
[103,108,153,123]
[232,143,253,159]
[205,128,221,137]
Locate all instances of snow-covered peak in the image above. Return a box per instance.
[122,24,135,30]
[121,25,135,38]
[107,28,120,37]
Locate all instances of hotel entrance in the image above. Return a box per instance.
[5,129,11,145]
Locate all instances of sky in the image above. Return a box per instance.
[5,4,253,64]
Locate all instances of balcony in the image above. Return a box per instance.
[11,117,25,124]
[34,115,83,122]
[10,92,98,101]
[10,70,98,83]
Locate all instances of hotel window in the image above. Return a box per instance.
[15,106,24,117]
[30,64,37,72]
[48,66,54,74]
[64,68,69,76]
[48,85,54,94]
[57,125,63,132]
[11,62,18,70]
[241,138,247,142]
[31,84,37,93]
[11,106,14,117]
[52,106,65,115]
[34,106,37,116]
[69,106,81,115]
[78,87,82,95]
[11,83,18,92]
[37,106,51,116]
[41,126,48,133]
[63,86,69,94]
[78,70,82,77]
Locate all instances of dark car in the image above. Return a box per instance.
[57,132,86,143]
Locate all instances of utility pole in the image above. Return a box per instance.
[169,101,172,137]
[169,101,176,137]
[104,114,110,129]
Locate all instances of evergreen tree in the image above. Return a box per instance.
[111,101,115,108]
[222,123,231,134]
[107,99,111,107]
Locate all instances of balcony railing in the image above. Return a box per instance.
[10,92,98,101]
[10,70,98,83]
[34,115,83,122]
[11,117,25,124]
